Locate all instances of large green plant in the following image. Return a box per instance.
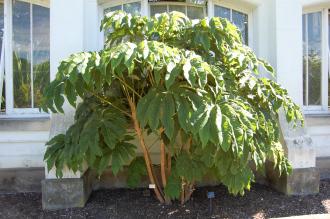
[42,11,303,204]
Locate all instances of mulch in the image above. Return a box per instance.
[0,180,329,219]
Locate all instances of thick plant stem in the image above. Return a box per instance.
[166,151,171,177]
[160,140,167,187]
[128,100,165,203]
[160,138,171,204]
[180,178,185,205]
[184,183,194,203]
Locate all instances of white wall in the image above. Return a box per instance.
[50,0,85,79]
[0,131,49,168]
[46,0,99,179]
[4,0,328,172]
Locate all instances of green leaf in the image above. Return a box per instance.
[146,92,162,130]
[183,59,193,85]
[162,94,175,139]
[127,157,147,188]
[165,63,180,89]
[164,173,181,200]
[221,115,232,152]
[137,89,156,127]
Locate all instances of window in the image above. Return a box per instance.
[214,5,249,45]
[3,0,50,116]
[149,1,206,20]
[104,1,141,16]
[302,9,329,111]
[303,12,322,107]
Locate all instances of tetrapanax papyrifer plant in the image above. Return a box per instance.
[42,11,303,204]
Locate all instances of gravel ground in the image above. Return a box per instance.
[0,180,329,219]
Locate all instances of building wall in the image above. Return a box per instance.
[1,0,330,171]
[0,119,50,169]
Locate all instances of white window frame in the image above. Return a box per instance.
[211,0,253,48]
[148,1,207,19]
[302,7,329,114]
[2,0,50,118]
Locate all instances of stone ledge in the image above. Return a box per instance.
[0,168,44,194]
[42,170,94,210]
[0,118,50,132]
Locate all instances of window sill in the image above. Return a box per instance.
[304,110,330,117]
[0,113,50,120]
[0,116,50,132]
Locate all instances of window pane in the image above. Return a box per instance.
[0,2,4,112]
[13,0,31,108]
[150,5,167,16]
[307,12,322,105]
[123,2,141,15]
[187,6,203,19]
[33,4,50,107]
[169,5,185,14]
[214,5,230,20]
[303,15,307,106]
[186,0,206,5]
[232,10,248,45]
[104,5,121,14]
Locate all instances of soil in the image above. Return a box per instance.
[0,180,329,219]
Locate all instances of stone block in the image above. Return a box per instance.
[42,170,94,210]
[266,162,319,195]
[316,157,330,180]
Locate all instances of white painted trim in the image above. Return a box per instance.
[141,0,148,16]
[4,0,13,115]
[207,0,214,18]
[0,113,50,119]
[98,4,104,50]
[321,8,329,111]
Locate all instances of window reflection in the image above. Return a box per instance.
[214,5,230,20]
[169,5,185,14]
[12,0,50,108]
[123,2,141,15]
[13,0,31,108]
[104,2,141,16]
[33,4,50,107]
[150,5,167,16]
[214,5,249,45]
[302,12,322,106]
[232,10,248,45]
[187,6,203,19]
[150,4,204,19]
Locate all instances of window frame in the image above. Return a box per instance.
[302,7,329,114]
[2,0,50,118]
[211,0,253,47]
[148,1,207,19]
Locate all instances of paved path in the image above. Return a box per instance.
[273,214,330,219]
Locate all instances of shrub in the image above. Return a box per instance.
[42,11,303,204]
